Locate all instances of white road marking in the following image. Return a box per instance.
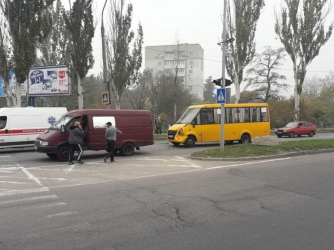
[23,202,67,210]
[0,165,20,168]
[207,157,292,170]
[0,176,10,178]
[46,211,78,218]
[0,187,49,197]
[65,164,77,173]
[38,177,67,181]
[0,181,31,185]
[175,156,203,168]
[18,165,44,187]
[123,164,202,168]
[0,170,15,173]
[0,195,58,205]
[0,155,10,158]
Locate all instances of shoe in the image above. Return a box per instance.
[69,161,75,165]
[76,160,84,164]
[104,157,107,163]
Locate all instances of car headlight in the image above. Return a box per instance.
[40,141,49,146]
[178,128,183,135]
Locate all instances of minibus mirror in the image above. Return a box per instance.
[61,125,65,133]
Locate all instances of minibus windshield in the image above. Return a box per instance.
[50,115,73,130]
[176,108,200,124]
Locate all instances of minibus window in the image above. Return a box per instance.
[177,108,200,124]
[0,116,7,129]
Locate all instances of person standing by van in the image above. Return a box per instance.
[69,121,85,165]
[104,122,122,163]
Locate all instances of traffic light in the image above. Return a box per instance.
[213,78,233,87]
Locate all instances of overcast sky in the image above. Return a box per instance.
[67,0,334,96]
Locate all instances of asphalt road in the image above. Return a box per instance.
[0,134,334,250]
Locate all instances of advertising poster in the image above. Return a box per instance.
[28,65,70,96]
[0,71,27,97]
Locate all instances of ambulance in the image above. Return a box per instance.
[0,107,67,149]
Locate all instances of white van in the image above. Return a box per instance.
[0,107,67,149]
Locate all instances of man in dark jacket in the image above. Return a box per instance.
[69,121,85,165]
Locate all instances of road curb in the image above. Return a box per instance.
[188,148,334,162]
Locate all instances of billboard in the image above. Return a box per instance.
[28,65,70,96]
[0,71,27,97]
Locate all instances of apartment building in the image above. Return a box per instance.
[145,43,204,98]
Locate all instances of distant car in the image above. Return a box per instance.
[275,121,317,138]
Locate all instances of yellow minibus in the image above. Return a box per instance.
[167,103,270,147]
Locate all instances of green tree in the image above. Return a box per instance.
[64,0,95,109]
[244,46,289,102]
[107,0,143,109]
[275,0,333,121]
[1,0,54,107]
[203,76,216,103]
[225,0,265,103]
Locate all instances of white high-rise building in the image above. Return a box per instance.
[145,43,204,98]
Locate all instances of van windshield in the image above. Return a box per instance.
[50,115,73,130]
[176,108,200,124]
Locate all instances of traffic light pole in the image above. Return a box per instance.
[220,0,227,152]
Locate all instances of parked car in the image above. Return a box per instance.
[275,121,317,138]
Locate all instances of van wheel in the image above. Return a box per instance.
[185,136,196,148]
[120,142,135,156]
[239,133,251,143]
[46,153,57,159]
[57,145,70,162]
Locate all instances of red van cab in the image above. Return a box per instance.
[35,109,154,161]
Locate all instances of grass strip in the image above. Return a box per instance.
[191,139,334,158]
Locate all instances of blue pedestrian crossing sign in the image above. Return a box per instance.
[216,88,226,104]
[101,91,111,105]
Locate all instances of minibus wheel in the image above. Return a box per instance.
[57,145,70,162]
[239,133,251,143]
[120,142,135,156]
[185,136,196,148]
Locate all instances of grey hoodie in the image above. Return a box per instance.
[69,125,84,144]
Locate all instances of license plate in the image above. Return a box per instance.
[168,135,173,138]
[277,132,282,134]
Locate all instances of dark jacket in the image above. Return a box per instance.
[69,125,84,144]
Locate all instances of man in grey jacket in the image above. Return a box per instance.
[104,122,122,163]
[69,121,85,165]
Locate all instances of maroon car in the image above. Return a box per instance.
[275,121,317,138]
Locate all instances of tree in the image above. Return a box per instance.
[244,46,289,102]
[64,0,95,109]
[0,17,13,106]
[275,0,333,121]
[225,0,265,103]
[0,0,54,107]
[124,69,151,110]
[203,76,216,103]
[107,0,143,110]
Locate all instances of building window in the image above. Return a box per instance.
[189,61,194,66]
[189,69,193,74]
[158,62,161,66]
[189,86,192,90]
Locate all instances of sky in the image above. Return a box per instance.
[65,0,334,97]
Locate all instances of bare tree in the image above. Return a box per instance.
[275,0,333,121]
[244,46,289,102]
[107,0,143,110]
[225,0,265,103]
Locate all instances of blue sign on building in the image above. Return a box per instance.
[216,88,226,104]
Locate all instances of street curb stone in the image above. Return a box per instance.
[188,148,334,162]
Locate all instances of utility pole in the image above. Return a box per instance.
[101,0,108,93]
[220,0,227,152]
